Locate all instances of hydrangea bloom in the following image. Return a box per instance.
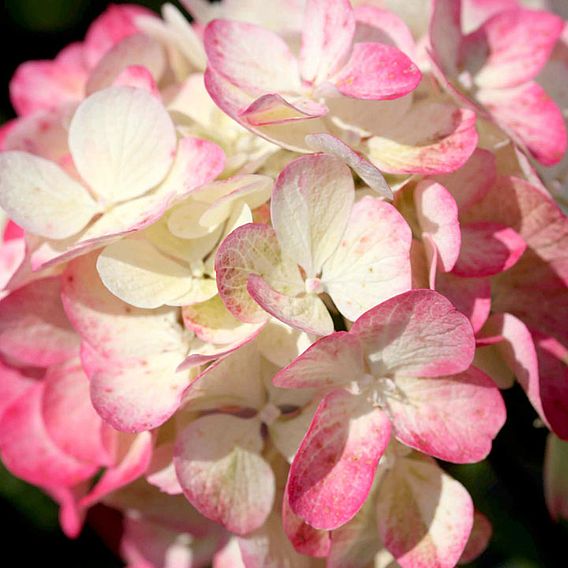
[0,1,567,567]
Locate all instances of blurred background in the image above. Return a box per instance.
[0,1,566,566]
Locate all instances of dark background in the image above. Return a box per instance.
[0,1,567,566]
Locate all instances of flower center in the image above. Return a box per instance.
[305,277,324,294]
[258,402,281,426]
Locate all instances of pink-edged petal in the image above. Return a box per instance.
[0,358,39,420]
[305,133,393,199]
[204,19,300,93]
[544,433,568,521]
[68,86,177,202]
[271,154,354,277]
[299,0,355,85]
[0,151,98,239]
[368,103,478,175]
[175,414,274,535]
[238,511,314,568]
[429,0,463,75]
[479,81,567,166]
[215,223,304,323]
[435,272,491,333]
[432,148,496,211]
[322,197,412,321]
[9,43,86,116]
[377,455,474,568]
[42,358,111,466]
[0,277,79,367]
[459,511,493,564]
[388,367,506,463]
[0,383,96,489]
[86,33,166,94]
[61,252,185,361]
[333,43,421,101]
[240,94,328,126]
[273,331,364,389]
[282,492,331,558]
[351,289,475,378]
[472,9,564,89]
[83,4,153,68]
[453,222,526,277]
[89,348,190,432]
[80,431,153,508]
[287,390,391,530]
[247,274,333,336]
[414,181,461,272]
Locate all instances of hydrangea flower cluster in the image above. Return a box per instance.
[0,0,567,566]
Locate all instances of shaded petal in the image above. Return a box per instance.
[0,151,98,239]
[0,277,79,367]
[287,390,391,530]
[544,433,568,521]
[175,414,274,535]
[68,86,177,202]
[240,94,328,126]
[351,289,475,377]
[299,0,355,85]
[388,367,506,463]
[453,222,526,277]
[376,455,473,568]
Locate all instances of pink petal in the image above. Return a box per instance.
[414,181,461,272]
[204,19,300,93]
[175,414,274,535]
[544,433,568,521]
[351,289,475,378]
[282,493,331,557]
[273,331,364,389]
[84,4,154,69]
[454,222,526,277]
[112,65,161,97]
[299,0,355,85]
[388,367,506,463]
[304,133,393,199]
[0,383,96,489]
[459,511,493,564]
[322,196,412,321]
[0,277,79,367]
[377,455,474,568]
[479,81,567,166]
[472,9,564,89]
[42,358,112,466]
[9,43,87,116]
[333,43,421,101]
[240,94,328,126]
[435,272,491,333]
[287,390,391,530]
[432,148,496,211]
[0,358,39,421]
[86,33,166,94]
[80,431,153,508]
[368,103,478,175]
[247,274,334,336]
[535,334,568,440]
